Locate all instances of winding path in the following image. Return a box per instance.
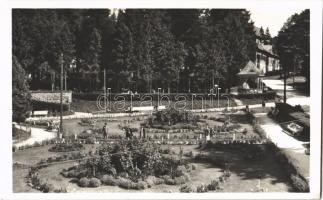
[13,126,57,148]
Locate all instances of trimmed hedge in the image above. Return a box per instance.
[73,92,234,101]
[235,91,276,99]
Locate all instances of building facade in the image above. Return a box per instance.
[254,27,280,74]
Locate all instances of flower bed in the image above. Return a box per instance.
[60,139,195,190]
[48,143,85,152]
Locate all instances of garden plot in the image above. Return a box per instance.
[17,141,294,193]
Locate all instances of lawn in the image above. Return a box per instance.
[62,116,146,138]
[12,111,295,193]
[20,144,294,193]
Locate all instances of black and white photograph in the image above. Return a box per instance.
[2,0,322,199]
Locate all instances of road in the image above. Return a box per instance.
[262,79,310,106]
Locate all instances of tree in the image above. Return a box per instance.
[207,9,256,92]
[277,10,310,92]
[12,56,31,122]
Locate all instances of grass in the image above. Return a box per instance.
[13,167,40,193]
[13,127,31,143]
[13,111,295,193]
[13,142,294,192]
[62,116,146,138]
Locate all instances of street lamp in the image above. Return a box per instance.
[208,89,214,108]
[107,88,111,112]
[191,93,196,110]
[217,87,221,109]
[59,53,64,139]
[158,88,161,108]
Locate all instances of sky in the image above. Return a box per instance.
[248,8,305,37]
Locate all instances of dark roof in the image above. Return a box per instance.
[237,61,262,76]
[257,43,278,58]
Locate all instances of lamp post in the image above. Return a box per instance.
[107,88,111,112]
[158,88,161,108]
[208,89,214,108]
[222,94,231,124]
[103,69,107,112]
[217,87,221,109]
[191,94,196,110]
[59,53,64,138]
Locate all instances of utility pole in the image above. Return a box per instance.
[283,61,287,104]
[64,70,67,91]
[59,53,64,138]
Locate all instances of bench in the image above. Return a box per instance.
[32,110,48,117]
[127,105,166,112]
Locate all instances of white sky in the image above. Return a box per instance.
[248,8,306,37]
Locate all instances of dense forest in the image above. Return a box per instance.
[13,9,309,94]
[13,9,258,93]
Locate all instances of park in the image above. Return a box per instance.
[12,9,310,193]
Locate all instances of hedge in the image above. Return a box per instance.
[235,91,276,99]
[73,92,234,101]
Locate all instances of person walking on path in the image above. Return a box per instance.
[102,122,109,139]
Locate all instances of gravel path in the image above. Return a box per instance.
[13,126,57,148]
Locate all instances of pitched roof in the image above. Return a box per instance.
[254,26,261,37]
[257,43,278,57]
[237,61,261,76]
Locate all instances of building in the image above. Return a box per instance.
[254,27,280,74]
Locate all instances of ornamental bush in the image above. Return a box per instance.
[290,174,309,192]
[100,175,118,186]
[89,178,101,187]
[179,184,194,193]
[196,184,209,193]
[207,179,220,191]
[78,177,90,187]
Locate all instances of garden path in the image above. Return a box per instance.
[13,126,57,148]
[253,113,306,153]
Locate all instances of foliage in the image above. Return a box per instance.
[207,179,220,191]
[290,174,309,192]
[148,108,198,127]
[179,184,194,193]
[196,184,209,193]
[276,10,310,91]
[63,139,185,185]
[89,177,102,187]
[12,56,31,122]
[13,9,256,93]
[48,143,84,152]
[78,177,90,187]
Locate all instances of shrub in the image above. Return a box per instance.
[48,143,84,152]
[253,124,267,140]
[207,179,220,191]
[145,176,165,186]
[180,184,194,193]
[135,181,148,190]
[89,178,101,187]
[100,175,118,186]
[118,178,134,189]
[85,136,96,144]
[290,174,309,192]
[184,151,193,157]
[174,165,187,177]
[175,173,190,185]
[196,184,209,193]
[191,164,197,170]
[78,177,90,187]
